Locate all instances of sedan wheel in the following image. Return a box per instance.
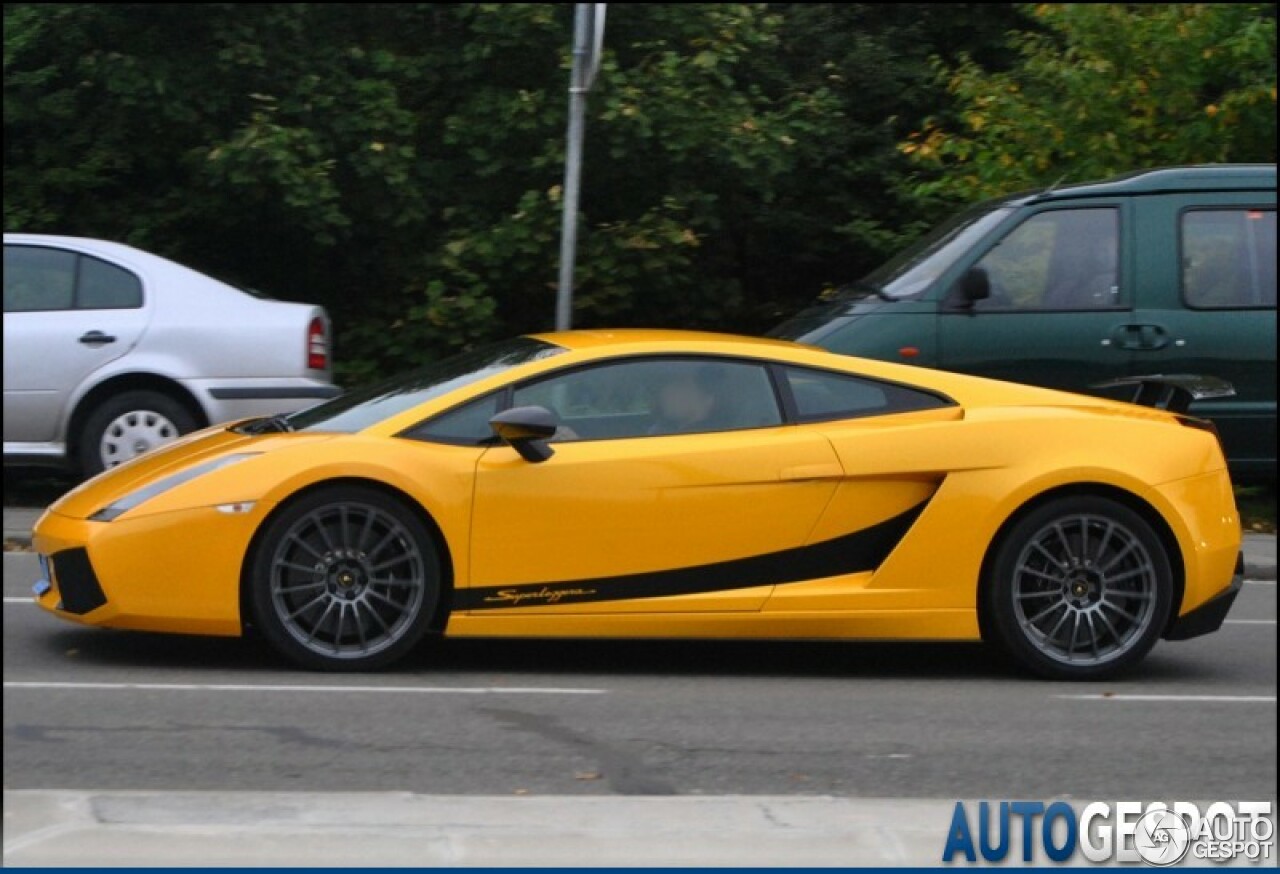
[985,496,1173,680]
[79,390,198,476]
[251,486,442,671]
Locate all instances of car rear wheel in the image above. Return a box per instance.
[984,495,1174,681]
[250,485,442,671]
[79,390,198,477]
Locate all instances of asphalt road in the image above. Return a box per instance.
[3,553,1276,800]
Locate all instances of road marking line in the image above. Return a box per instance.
[2,681,606,695]
[1224,619,1276,625]
[1058,694,1276,703]
[4,597,35,604]
[1245,580,1275,586]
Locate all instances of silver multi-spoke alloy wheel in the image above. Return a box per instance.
[1011,514,1157,666]
[986,495,1173,680]
[252,486,442,671]
[100,409,181,468]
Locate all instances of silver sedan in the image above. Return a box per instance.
[4,233,341,475]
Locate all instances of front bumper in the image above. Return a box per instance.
[1164,551,1244,641]
[32,505,256,637]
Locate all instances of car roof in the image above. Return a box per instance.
[527,328,809,354]
[3,233,168,264]
[1001,163,1277,206]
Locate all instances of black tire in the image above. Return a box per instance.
[983,495,1174,681]
[79,390,198,477]
[249,485,442,671]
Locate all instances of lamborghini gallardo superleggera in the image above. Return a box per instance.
[31,331,1244,679]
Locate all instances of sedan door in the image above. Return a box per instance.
[3,244,150,445]
[463,357,843,614]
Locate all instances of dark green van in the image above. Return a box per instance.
[772,165,1277,481]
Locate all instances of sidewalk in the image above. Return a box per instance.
[5,506,1275,579]
[1,792,950,866]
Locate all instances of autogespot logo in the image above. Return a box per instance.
[942,800,1275,865]
[1133,808,1191,866]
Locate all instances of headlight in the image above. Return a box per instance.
[89,453,260,522]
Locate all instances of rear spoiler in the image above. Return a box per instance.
[1093,374,1236,415]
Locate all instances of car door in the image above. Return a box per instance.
[1129,195,1276,475]
[463,356,844,614]
[3,243,150,445]
[937,205,1137,395]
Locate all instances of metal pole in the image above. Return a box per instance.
[555,4,605,331]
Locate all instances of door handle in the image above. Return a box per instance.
[780,463,844,482]
[1110,324,1169,351]
[1137,324,1170,350]
[78,331,117,346]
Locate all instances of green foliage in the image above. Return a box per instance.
[903,3,1278,200]
[14,3,1265,385]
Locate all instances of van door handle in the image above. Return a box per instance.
[78,331,117,346]
[1111,324,1168,351]
[780,463,844,482]
[1134,324,1169,351]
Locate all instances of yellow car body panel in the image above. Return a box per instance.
[28,330,1242,671]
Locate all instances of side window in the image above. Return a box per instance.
[512,358,782,441]
[3,245,76,312]
[1182,209,1277,309]
[404,391,502,445]
[78,255,143,309]
[972,208,1121,311]
[782,366,951,421]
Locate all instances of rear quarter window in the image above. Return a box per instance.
[781,365,953,421]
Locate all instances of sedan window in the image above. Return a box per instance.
[3,246,144,312]
[4,245,76,312]
[78,256,143,309]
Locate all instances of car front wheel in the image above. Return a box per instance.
[249,485,443,671]
[984,495,1174,681]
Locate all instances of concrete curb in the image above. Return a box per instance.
[2,792,953,867]
[6,792,1275,867]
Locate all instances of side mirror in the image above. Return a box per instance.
[953,266,991,308]
[489,405,558,463]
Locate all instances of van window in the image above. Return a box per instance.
[1182,209,1277,309]
[971,208,1122,311]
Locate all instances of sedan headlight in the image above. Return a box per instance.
[89,453,260,522]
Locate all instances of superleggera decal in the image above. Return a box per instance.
[456,498,930,611]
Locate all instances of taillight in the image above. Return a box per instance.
[307,318,327,371]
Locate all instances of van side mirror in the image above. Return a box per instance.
[489,406,558,463]
[954,266,991,307]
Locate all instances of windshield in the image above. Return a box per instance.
[849,203,1013,300]
[285,337,566,433]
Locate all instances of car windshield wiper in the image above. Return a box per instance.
[231,414,294,435]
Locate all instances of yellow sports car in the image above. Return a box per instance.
[31,330,1243,679]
